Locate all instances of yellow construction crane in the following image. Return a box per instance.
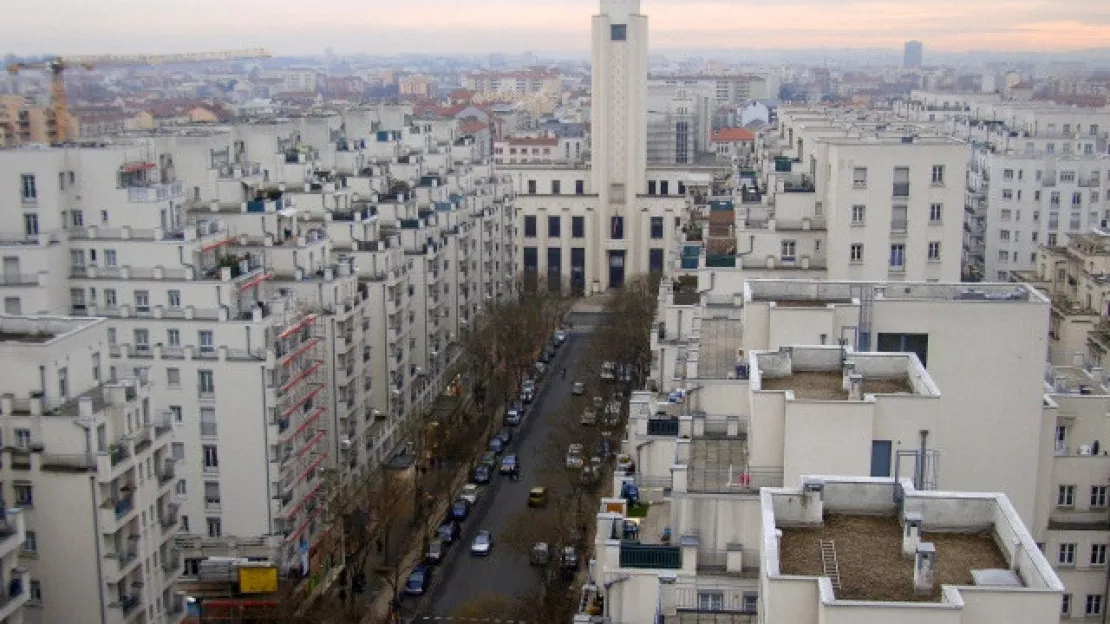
[6,48,271,143]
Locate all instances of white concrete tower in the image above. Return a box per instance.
[591,0,648,289]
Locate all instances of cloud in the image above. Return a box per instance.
[1,0,1107,54]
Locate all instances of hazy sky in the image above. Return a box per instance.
[4,0,1110,56]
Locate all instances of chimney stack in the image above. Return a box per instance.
[848,374,864,400]
[914,542,937,596]
[902,511,924,557]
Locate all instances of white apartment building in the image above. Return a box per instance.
[493,137,585,166]
[645,82,712,165]
[585,275,1110,621]
[0,315,181,624]
[0,507,28,624]
[0,104,517,602]
[899,92,1110,281]
[722,108,967,282]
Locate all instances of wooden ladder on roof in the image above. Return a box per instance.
[820,539,842,590]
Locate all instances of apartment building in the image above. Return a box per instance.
[719,108,967,282]
[462,71,562,98]
[899,92,1110,281]
[586,476,1062,623]
[648,73,778,106]
[0,507,28,624]
[0,103,516,601]
[586,274,1110,621]
[0,315,181,624]
[645,82,713,165]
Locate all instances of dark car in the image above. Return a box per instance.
[480,451,498,467]
[437,519,461,544]
[595,437,613,458]
[473,464,492,484]
[500,454,519,475]
[488,436,505,455]
[496,427,514,445]
[450,499,471,521]
[403,565,431,596]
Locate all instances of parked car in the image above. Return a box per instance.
[496,427,514,445]
[426,538,445,564]
[488,436,505,455]
[553,329,568,345]
[449,499,470,521]
[600,361,616,382]
[505,403,523,426]
[436,520,461,544]
[500,454,519,475]
[595,437,613,458]
[527,486,548,507]
[473,464,492,484]
[471,530,493,556]
[535,361,547,376]
[460,483,480,505]
[572,381,585,396]
[580,407,597,426]
[480,451,498,467]
[560,546,580,570]
[566,443,584,469]
[530,541,550,566]
[403,564,432,596]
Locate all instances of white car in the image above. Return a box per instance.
[566,443,584,469]
[460,483,480,505]
[471,530,493,556]
[572,382,585,395]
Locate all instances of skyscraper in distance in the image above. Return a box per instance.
[904,40,924,68]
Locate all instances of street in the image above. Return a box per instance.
[402,318,600,618]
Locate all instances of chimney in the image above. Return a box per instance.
[914,542,937,596]
[902,511,924,557]
[848,374,864,400]
[842,360,856,391]
[801,478,825,522]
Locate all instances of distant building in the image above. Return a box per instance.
[904,40,924,69]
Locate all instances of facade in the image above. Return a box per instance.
[0,315,179,623]
[645,82,713,165]
[0,105,517,610]
[493,136,586,166]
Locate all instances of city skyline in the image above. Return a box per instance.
[3,0,1109,57]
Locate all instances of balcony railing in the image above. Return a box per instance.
[114,495,135,519]
[647,418,680,436]
[127,181,183,203]
[119,594,141,614]
[620,542,682,569]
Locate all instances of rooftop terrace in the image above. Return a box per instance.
[779,514,1008,602]
[697,318,744,379]
[760,371,914,400]
[744,280,1043,305]
[0,315,104,346]
[753,347,936,401]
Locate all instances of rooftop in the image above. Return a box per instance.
[697,318,744,379]
[0,315,104,347]
[744,280,1044,306]
[760,371,914,400]
[779,514,1008,602]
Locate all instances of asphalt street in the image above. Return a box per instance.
[402,323,597,618]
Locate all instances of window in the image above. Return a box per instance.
[893,167,910,197]
[648,180,657,195]
[999,229,1010,241]
[198,330,214,354]
[198,370,215,396]
[610,216,624,239]
[166,368,180,387]
[851,204,865,225]
[1003,168,1014,180]
[889,244,905,271]
[175,480,187,497]
[610,24,627,40]
[1058,484,1076,507]
[551,180,561,195]
[850,243,863,263]
[168,290,181,307]
[172,443,185,460]
[1088,594,1104,616]
[649,248,664,273]
[697,591,724,611]
[548,215,561,238]
[891,205,908,231]
[1092,486,1108,508]
[575,180,584,195]
[1091,544,1107,566]
[22,530,36,553]
[58,367,67,400]
[929,203,942,223]
[201,408,217,437]
[14,483,33,507]
[852,167,867,188]
[1002,189,1013,201]
[572,216,584,238]
[167,328,180,347]
[170,405,183,423]
[931,165,945,185]
[1062,594,1071,615]
[20,174,37,201]
[134,329,150,352]
[14,428,31,449]
[70,210,84,227]
[134,290,150,312]
[780,240,796,261]
[1061,171,1076,182]
[207,517,222,538]
[29,580,41,605]
[104,289,117,308]
[1059,542,1076,565]
[202,445,219,472]
[205,481,221,509]
[104,249,117,266]
[524,216,537,237]
[527,180,536,194]
[650,217,664,239]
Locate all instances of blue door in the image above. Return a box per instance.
[870,440,892,477]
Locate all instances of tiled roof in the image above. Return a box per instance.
[503,137,558,146]
[712,128,755,142]
[458,119,489,135]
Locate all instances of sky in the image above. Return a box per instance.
[4,0,1110,57]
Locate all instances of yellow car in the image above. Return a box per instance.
[527,487,548,508]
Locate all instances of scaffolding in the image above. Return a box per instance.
[268,310,331,573]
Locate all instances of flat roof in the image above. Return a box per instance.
[0,315,104,346]
[779,514,1009,602]
[745,280,1044,305]
[697,318,744,379]
[760,371,913,400]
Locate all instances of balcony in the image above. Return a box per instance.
[158,460,176,483]
[0,569,30,622]
[110,444,131,467]
[127,181,183,203]
[161,506,179,529]
[620,542,682,569]
[162,548,181,572]
[647,418,680,436]
[119,593,141,615]
[133,426,153,454]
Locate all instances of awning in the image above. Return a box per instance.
[121,161,156,173]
